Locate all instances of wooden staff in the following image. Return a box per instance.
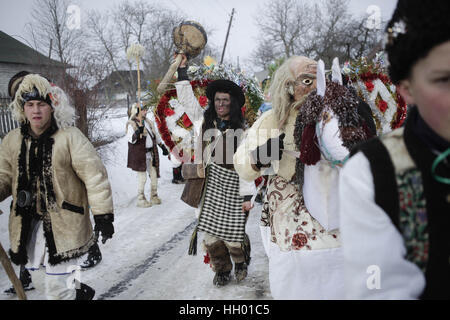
[157,53,183,94]
[126,43,145,110]
[137,58,141,106]
[0,241,26,300]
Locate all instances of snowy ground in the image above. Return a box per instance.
[0,107,272,300]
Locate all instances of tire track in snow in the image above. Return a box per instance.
[97,219,197,300]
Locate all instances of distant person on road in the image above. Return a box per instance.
[126,103,169,208]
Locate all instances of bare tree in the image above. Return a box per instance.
[26,0,83,67]
[253,0,313,62]
[24,0,116,143]
[252,0,384,69]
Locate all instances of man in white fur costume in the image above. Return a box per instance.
[233,56,374,299]
[0,74,114,300]
[126,103,169,207]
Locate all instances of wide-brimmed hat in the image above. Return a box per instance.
[206,79,245,108]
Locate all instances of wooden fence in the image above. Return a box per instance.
[0,95,19,139]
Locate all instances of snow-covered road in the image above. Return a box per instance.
[0,108,272,300]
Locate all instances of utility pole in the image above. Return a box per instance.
[220,8,235,65]
[48,38,53,59]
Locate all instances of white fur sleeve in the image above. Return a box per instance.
[175,80,204,124]
[339,152,425,299]
[233,112,275,182]
[239,177,256,197]
[316,109,349,162]
[126,124,138,144]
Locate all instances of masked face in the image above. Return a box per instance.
[291,62,317,101]
[214,92,231,120]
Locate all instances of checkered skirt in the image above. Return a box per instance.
[197,162,246,242]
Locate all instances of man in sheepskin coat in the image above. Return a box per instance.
[0,74,114,300]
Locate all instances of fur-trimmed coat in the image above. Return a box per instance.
[233,107,298,182]
[0,124,113,266]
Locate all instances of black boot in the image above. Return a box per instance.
[3,266,34,295]
[75,283,95,300]
[213,271,231,287]
[80,243,102,269]
[172,166,185,184]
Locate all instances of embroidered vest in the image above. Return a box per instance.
[354,119,450,299]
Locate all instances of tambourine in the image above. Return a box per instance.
[172,21,207,59]
[157,21,207,94]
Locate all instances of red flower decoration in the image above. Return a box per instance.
[378,100,388,113]
[292,233,308,250]
[198,95,208,107]
[164,107,175,117]
[393,92,407,128]
[365,81,374,92]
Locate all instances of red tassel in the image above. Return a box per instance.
[203,252,210,264]
[299,124,321,165]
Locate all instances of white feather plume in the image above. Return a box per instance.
[316,59,326,97]
[127,43,145,61]
[331,57,343,85]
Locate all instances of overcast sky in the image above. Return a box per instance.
[0,0,396,71]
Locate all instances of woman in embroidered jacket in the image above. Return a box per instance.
[233,56,374,299]
[0,74,114,300]
[126,103,169,208]
[339,0,450,299]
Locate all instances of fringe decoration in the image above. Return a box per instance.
[299,123,321,165]
[188,226,198,256]
[47,230,95,266]
[10,125,34,265]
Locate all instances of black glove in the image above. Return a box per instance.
[159,143,169,156]
[177,66,189,81]
[251,133,285,169]
[94,214,114,244]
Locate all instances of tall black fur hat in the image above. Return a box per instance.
[384,0,450,84]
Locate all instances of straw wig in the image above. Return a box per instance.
[10,74,76,129]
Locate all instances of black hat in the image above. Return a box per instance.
[8,71,30,98]
[384,0,450,84]
[206,79,245,108]
[21,87,53,106]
